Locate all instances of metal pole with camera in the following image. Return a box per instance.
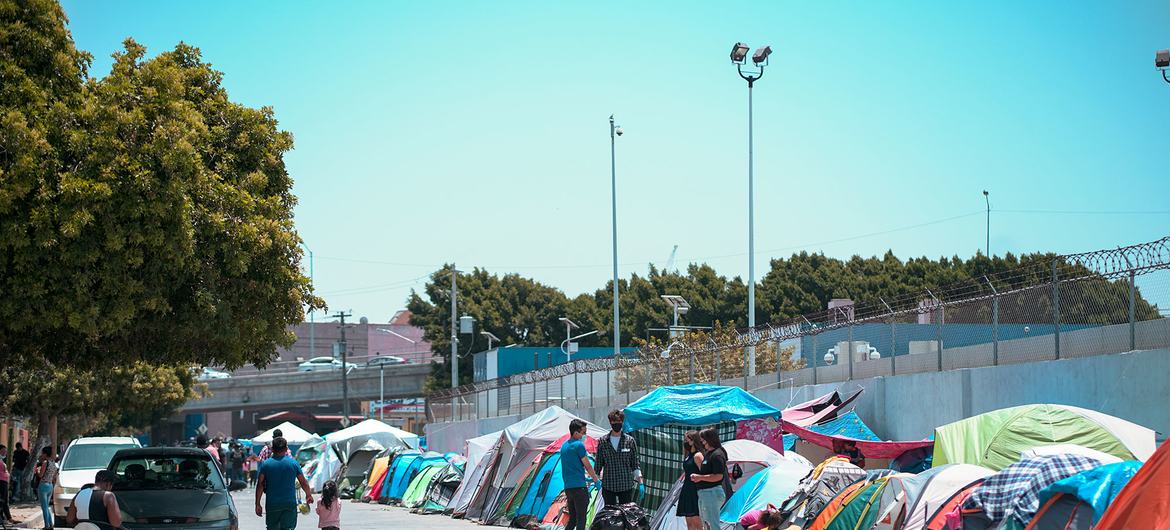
[609,116,623,364]
[730,42,772,381]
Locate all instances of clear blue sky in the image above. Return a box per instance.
[61,1,1170,321]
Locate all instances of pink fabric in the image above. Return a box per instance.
[735,418,786,454]
[780,420,933,459]
[316,499,342,527]
[781,390,863,427]
[0,460,9,482]
[943,503,963,528]
[738,509,763,527]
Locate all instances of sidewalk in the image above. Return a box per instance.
[10,501,44,529]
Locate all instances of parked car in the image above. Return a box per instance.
[196,367,231,380]
[366,355,406,367]
[107,447,246,530]
[297,356,360,372]
[54,436,143,521]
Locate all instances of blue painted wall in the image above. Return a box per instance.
[475,346,638,381]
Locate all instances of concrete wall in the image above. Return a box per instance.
[425,346,1170,454]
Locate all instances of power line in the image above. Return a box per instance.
[997,209,1170,215]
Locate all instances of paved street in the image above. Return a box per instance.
[232,491,478,530]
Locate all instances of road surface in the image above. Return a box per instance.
[232,491,478,530]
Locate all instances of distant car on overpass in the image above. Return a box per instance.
[298,356,361,372]
[196,367,231,380]
[366,355,406,367]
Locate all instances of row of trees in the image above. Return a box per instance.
[0,0,318,490]
[408,252,1158,390]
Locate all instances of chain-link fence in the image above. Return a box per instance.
[428,237,1170,423]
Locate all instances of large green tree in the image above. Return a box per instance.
[0,1,321,370]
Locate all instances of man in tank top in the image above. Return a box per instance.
[66,470,122,529]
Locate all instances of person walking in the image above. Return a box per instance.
[689,428,728,530]
[676,431,704,530]
[595,409,642,506]
[315,480,341,530]
[66,470,122,528]
[11,443,29,503]
[560,419,600,530]
[256,437,314,530]
[0,445,15,525]
[36,446,59,530]
[258,429,283,462]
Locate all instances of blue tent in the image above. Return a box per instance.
[1034,461,1142,524]
[623,384,781,432]
[782,411,880,451]
[514,453,566,521]
[385,452,445,501]
[719,458,812,525]
[379,451,421,500]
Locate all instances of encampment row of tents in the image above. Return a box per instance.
[281,384,1170,530]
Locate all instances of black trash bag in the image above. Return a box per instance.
[590,503,650,530]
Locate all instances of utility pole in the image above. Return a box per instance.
[333,310,353,427]
[450,266,459,415]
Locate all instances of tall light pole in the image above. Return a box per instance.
[983,190,990,257]
[332,310,353,427]
[731,42,772,379]
[609,116,623,360]
[450,266,459,418]
[300,242,315,359]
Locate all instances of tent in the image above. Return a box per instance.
[1094,440,1170,529]
[782,417,935,462]
[718,456,814,528]
[338,439,389,498]
[253,421,316,445]
[401,458,451,508]
[778,457,869,528]
[932,404,1155,471]
[960,454,1105,530]
[452,406,607,522]
[783,411,881,452]
[897,464,994,530]
[295,434,326,466]
[783,390,864,428]
[492,434,600,527]
[805,473,913,530]
[1025,461,1140,530]
[418,459,465,514]
[540,484,604,530]
[624,384,781,513]
[361,454,394,502]
[1020,444,1123,464]
[308,419,416,491]
[447,429,504,514]
[649,440,805,530]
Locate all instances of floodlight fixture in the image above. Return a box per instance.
[1156,49,1170,69]
[480,331,500,350]
[660,295,691,315]
[752,45,772,65]
[730,42,750,64]
[558,317,580,330]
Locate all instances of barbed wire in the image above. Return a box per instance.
[429,236,1170,400]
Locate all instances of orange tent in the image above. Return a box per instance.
[1095,440,1170,530]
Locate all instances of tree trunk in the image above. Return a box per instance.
[17,409,53,502]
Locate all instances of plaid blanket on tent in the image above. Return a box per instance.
[632,421,737,515]
[966,454,1102,526]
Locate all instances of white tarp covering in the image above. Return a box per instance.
[900,464,995,530]
[307,419,416,491]
[252,421,317,444]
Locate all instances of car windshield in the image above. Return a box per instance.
[110,455,226,491]
[62,444,138,470]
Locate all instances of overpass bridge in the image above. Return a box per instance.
[181,363,431,413]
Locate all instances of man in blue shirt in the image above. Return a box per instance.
[560,419,600,530]
[256,437,314,530]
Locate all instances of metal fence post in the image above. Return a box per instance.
[606,357,612,409]
[881,298,895,376]
[644,361,652,393]
[625,362,630,405]
[667,353,673,386]
[716,348,722,385]
[812,333,818,385]
[1052,260,1061,360]
[992,293,1000,366]
[1129,270,1137,351]
[848,321,854,381]
[931,291,943,372]
[689,349,695,383]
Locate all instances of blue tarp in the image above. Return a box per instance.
[1037,461,1142,523]
[719,461,812,523]
[782,411,880,451]
[623,384,781,432]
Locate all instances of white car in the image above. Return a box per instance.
[197,367,231,380]
[366,355,406,367]
[54,436,142,521]
[297,356,360,372]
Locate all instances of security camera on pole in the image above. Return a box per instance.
[1156,49,1170,83]
[729,41,773,385]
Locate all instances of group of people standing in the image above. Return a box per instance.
[0,443,60,530]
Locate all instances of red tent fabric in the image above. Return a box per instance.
[544,433,600,454]
[1095,440,1170,530]
[781,419,934,459]
[782,389,863,427]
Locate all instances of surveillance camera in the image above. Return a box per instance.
[615,127,624,136]
[1157,49,1170,69]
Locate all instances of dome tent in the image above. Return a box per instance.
[932,404,1154,471]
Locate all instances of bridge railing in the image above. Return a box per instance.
[207,350,435,379]
[428,236,1170,423]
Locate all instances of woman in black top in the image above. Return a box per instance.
[676,431,705,529]
[689,428,728,530]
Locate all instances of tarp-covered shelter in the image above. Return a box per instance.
[1094,440,1170,530]
[783,417,934,461]
[783,411,880,452]
[718,454,813,528]
[624,384,781,513]
[932,405,1155,471]
[1025,461,1140,530]
[779,457,869,528]
[961,454,1104,530]
[782,390,864,428]
[253,421,316,444]
[451,406,606,521]
[308,419,415,491]
[650,440,803,530]
[447,429,503,514]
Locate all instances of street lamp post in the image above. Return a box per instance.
[983,190,990,257]
[301,242,314,359]
[609,116,623,361]
[332,310,353,427]
[730,42,772,380]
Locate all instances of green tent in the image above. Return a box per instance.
[400,461,447,508]
[932,404,1155,471]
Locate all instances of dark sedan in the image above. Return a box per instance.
[107,447,246,530]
